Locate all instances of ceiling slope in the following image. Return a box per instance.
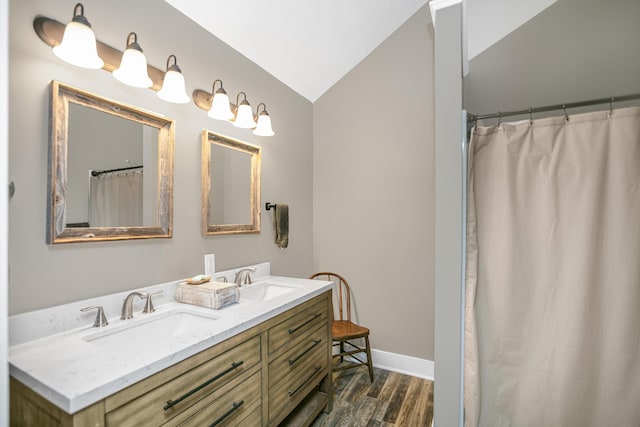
[165,0,430,102]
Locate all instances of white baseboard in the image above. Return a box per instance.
[370,348,434,380]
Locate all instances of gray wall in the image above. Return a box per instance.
[464,0,640,116]
[9,0,314,314]
[313,6,435,360]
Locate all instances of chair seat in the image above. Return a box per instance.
[332,320,369,341]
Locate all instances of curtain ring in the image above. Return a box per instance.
[608,96,614,117]
[528,107,533,126]
[562,104,569,122]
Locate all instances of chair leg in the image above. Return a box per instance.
[339,341,345,363]
[365,336,374,383]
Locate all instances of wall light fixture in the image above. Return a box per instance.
[51,3,103,69]
[34,12,164,91]
[33,4,275,126]
[157,55,190,104]
[112,32,153,88]
[253,103,275,136]
[193,87,275,137]
[232,92,257,129]
[207,79,234,120]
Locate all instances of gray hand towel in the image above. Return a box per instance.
[273,204,289,249]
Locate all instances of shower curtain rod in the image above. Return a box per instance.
[468,93,640,124]
[90,165,143,177]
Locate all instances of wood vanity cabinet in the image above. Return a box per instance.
[10,291,333,427]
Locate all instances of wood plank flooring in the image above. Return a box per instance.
[311,367,433,426]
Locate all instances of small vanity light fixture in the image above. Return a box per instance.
[207,79,234,120]
[157,55,190,103]
[113,32,153,88]
[232,92,257,128]
[253,103,275,136]
[52,3,103,69]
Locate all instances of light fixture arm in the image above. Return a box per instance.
[211,79,223,93]
[255,102,267,117]
[71,3,91,27]
[235,91,248,108]
[124,32,142,52]
[166,54,181,73]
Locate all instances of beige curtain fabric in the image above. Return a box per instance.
[464,106,640,427]
[89,170,143,227]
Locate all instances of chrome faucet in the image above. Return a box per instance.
[234,267,256,286]
[121,291,148,320]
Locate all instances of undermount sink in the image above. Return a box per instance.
[83,309,219,354]
[240,282,301,302]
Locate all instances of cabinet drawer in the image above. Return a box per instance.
[106,335,260,427]
[269,351,328,423]
[269,323,328,388]
[175,370,261,427]
[268,298,328,355]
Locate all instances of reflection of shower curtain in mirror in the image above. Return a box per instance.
[89,170,143,227]
[465,106,640,426]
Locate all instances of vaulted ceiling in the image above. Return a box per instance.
[165,0,557,102]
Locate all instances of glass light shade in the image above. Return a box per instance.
[253,113,275,136]
[157,69,190,103]
[233,103,257,128]
[53,20,103,69]
[113,48,152,88]
[208,91,234,120]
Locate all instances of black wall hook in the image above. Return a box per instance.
[265,202,276,211]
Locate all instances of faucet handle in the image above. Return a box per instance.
[81,305,109,327]
[143,291,163,313]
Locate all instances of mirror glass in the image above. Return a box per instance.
[48,81,175,243]
[202,130,261,235]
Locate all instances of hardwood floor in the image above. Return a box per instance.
[312,367,434,426]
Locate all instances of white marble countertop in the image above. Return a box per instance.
[9,265,332,414]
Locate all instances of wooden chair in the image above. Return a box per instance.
[310,272,374,382]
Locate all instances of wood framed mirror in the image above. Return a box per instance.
[201,130,261,235]
[47,81,175,243]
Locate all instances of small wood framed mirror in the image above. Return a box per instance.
[47,81,175,243]
[201,130,261,235]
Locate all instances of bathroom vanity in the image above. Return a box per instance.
[9,268,333,426]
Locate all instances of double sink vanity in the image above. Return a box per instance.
[9,263,334,426]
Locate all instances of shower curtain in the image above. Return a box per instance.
[89,170,143,227]
[464,106,640,426]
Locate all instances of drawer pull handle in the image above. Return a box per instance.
[164,361,244,411]
[288,313,321,335]
[289,339,322,366]
[288,366,322,397]
[209,400,245,427]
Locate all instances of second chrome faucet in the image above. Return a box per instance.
[234,267,256,286]
[121,292,147,320]
[121,290,163,320]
